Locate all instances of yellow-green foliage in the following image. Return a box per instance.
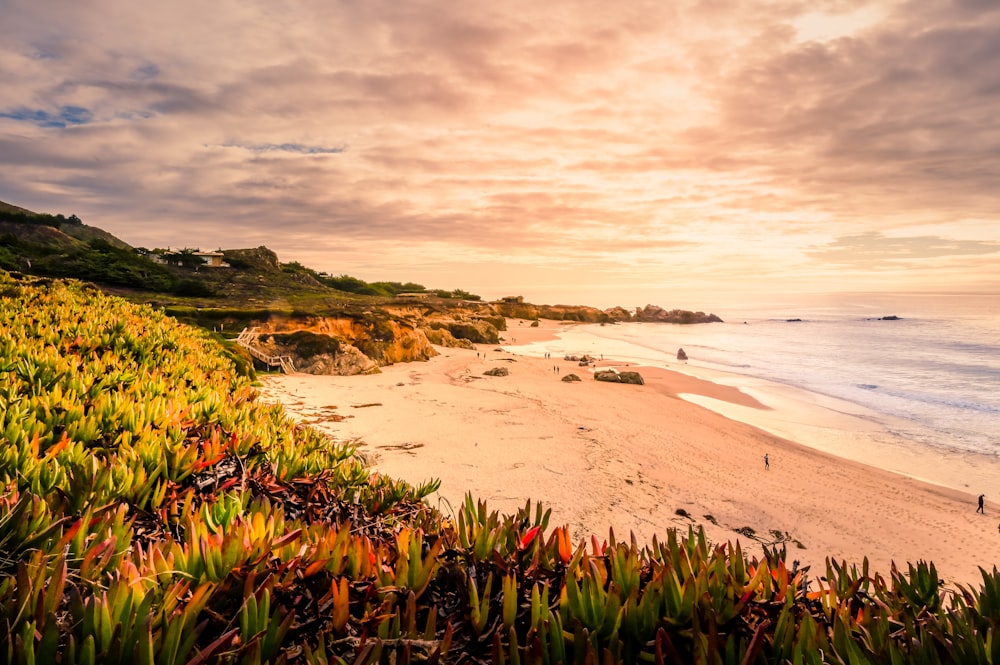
[0,274,365,502]
[0,273,441,664]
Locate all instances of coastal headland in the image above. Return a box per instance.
[261,318,1000,589]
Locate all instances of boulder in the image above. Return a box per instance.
[618,371,645,385]
[594,369,644,385]
[484,367,509,377]
[676,348,688,361]
[562,373,582,382]
[604,306,633,321]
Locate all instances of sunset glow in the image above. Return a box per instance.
[2,0,998,308]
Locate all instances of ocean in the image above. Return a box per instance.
[505,293,1000,495]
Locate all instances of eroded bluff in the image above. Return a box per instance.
[252,315,437,375]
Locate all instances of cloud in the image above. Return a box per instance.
[221,141,346,155]
[131,62,160,81]
[808,232,1000,266]
[0,0,999,301]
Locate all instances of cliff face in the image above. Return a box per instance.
[253,315,437,375]
[493,302,612,323]
[242,299,721,376]
[383,303,506,345]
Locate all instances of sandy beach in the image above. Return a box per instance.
[259,319,1000,588]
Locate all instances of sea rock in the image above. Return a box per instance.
[594,369,645,385]
[530,320,539,327]
[564,354,579,361]
[603,306,633,321]
[676,348,688,361]
[562,373,582,382]
[634,305,723,324]
[879,315,901,320]
[484,367,509,377]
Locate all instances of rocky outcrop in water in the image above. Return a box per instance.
[603,306,633,321]
[634,305,723,324]
[493,300,721,324]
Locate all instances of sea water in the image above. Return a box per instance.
[506,293,1000,494]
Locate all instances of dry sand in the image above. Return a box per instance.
[259,319,1000,588]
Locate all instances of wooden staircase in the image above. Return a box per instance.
[236,328,296,374]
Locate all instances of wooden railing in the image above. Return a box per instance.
[236,327,296,374]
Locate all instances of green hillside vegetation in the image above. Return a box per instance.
[3,271,1000,663]
[0,201,34,215]
[0,202,482,311]
[0,208,200,295]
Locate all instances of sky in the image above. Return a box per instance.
[2,0,999,310]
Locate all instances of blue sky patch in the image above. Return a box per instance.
[223,141,346,154]
[0,105,93,128]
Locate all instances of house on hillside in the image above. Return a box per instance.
[192,251,229,267]
[147,249,230,268]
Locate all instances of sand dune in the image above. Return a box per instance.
[259,319,1000,588]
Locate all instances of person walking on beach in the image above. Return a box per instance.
[764,453,769,470]
[978,494,985,513]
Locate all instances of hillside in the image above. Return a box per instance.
[0,199,723,375]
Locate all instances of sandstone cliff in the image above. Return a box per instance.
[252,314,437,375]
[238,297,720,376]
[493,302,612,323]
[383,303,505,345]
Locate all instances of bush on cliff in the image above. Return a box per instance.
[1,270,998,665]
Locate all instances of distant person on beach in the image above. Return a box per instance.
[764,453,769,470]
[978,494,985,513]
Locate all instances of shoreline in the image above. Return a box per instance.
[505,319,1000,496]
[259,318,1000,587]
